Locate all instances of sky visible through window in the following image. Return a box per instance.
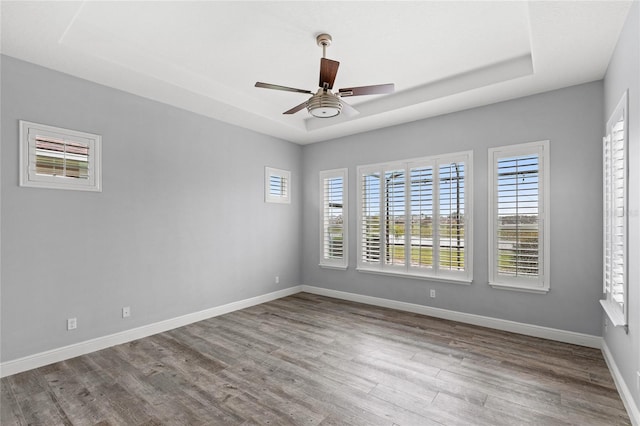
[360,164,466,217]
[497,155,539,217]
[359,158,537,221]
[325,177,343,206]
[269,175,287,197]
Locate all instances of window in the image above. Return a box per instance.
[19,120,102,192]
[265,167,290,204]
[320,168,348,269]
[601,91,628,328]
[488,140,550,293]
[357,151,472,282]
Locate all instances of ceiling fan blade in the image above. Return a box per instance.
[340,99,359,117]
[255,82,313,94]
[338,83,395,97]
[283,100,308,115]
[319,58,340,89]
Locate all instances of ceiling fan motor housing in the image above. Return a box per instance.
[307,90,342,117]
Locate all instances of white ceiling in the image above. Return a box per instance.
[1,1,632,145]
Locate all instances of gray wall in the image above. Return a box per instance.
[302,81,604,336]
[1,56,302,362]
[603,0,640,412]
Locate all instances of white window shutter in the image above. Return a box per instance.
[603,135,612,295]
[360,171,382,267]
[437,162,466,272]
[357,151,472,283]
[265,167,291,204]
[488,140,549,293]
[20,120,101,192]
[496,153,541,279]
[409,166,434,270]
[600,91,628,327]
[383,169,406,267]
[320,169,348,269]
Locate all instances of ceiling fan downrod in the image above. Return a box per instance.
[316,33,332,59]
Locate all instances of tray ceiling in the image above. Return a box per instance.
[1,1,632,144]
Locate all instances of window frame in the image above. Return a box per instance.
[600,91,628,328]
[356,151,473,283]
[488,140,550,294]
[319,168,348,270]
[265,167,291,204]
[19,120,102,192]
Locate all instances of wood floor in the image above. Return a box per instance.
[1,293,631,425]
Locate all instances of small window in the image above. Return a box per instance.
[19,120,102,192]
[601,91,628,328]
[488,140,550,293]
[265,167,291,204]
[320,168,348,269]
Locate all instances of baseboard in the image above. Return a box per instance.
[602,341,640,425]
[0,284,604,377]
[4,284,631,422]
[0,285,303,378]
[301,285,602,349]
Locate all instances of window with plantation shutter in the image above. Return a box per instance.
[19,120,101,192]
[357,151,472,283]
[488,140,550,293]
[601,91,628,328]
[320,169,348,269]
[265,167,290,204]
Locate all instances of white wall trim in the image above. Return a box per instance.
[0,285,303,378]
[301,285,602,348]
[601,341,640,426]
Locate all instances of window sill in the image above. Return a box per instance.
[319,264,348,271]
[600,299,627,328]
[356,267,471,285]
[489,282,550,294]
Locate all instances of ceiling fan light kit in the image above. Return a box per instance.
[307,89,342,117]
[255,33,394,119]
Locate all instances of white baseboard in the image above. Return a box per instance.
[601,341,640,426]
[0,285,303,378]
[301,285,602,349]
[5,284,633,422]
[0,284,604,377]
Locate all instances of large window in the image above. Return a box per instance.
[320,169,348,269]
[488,140,550,293]
[19,121,102,192]
[357,152,472,282]
[601,91,628,327]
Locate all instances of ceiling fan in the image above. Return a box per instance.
[255,34,394,118]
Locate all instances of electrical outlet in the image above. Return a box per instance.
[430,289,436,298]
[604,318,609,333]
[67,317,77,330]
[122,306,131,318]
[636,371,639,391]
[275,276,280,284]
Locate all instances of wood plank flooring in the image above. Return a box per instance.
[1,293,631,425]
